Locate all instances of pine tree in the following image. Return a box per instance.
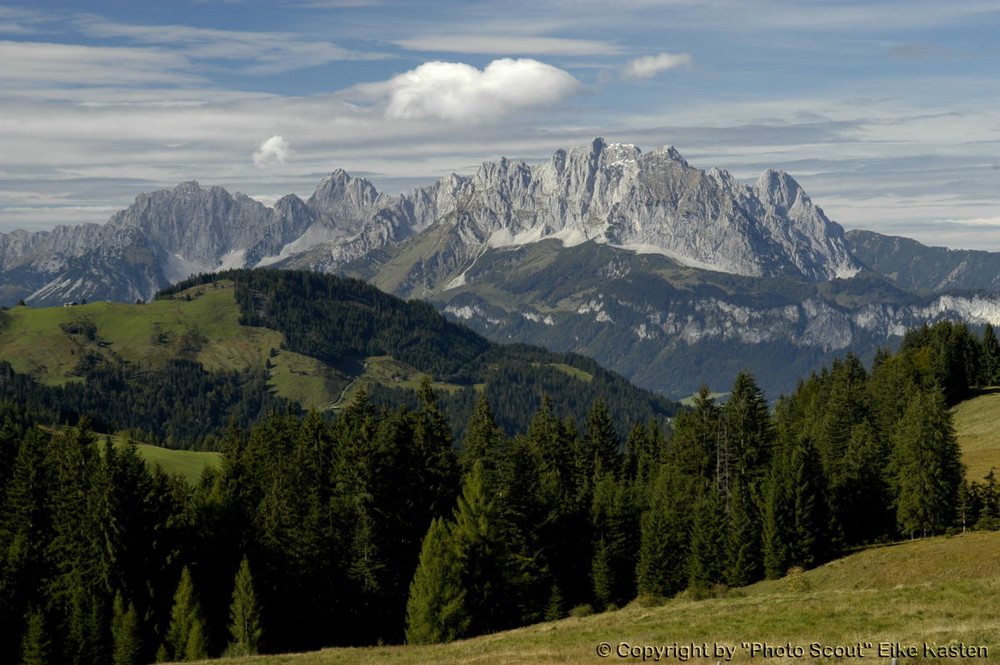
[405,518,468,644]
[226,557,263,656]
[164,566,209,661]
[111,594,142,665]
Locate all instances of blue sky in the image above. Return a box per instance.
[3,0,1000,250]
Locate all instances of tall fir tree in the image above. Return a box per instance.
[725,476,761,587]
[635,466,693,598]
[760,459,792,579]
[163,566,209,662]
[687,483,728,588]
[226,557,263,656]
[788,437,834,568]
[892,389,964,537]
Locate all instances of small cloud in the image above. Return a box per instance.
[359,58,582,122]
[621,52,694,80]
[253,135,291,168]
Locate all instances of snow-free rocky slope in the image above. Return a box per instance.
[4,138,1000,397]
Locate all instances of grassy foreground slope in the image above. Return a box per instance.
[953,389,1000,481]
[181,531,1000,665]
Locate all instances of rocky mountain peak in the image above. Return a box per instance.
[755,168,805,212]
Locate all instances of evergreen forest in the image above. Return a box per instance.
[1,319,999,664]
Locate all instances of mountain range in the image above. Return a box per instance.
[5,137,1000,398]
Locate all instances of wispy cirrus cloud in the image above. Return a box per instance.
[0,40,202,87]
[74,15,391,74]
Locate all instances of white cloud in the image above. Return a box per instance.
[621,52,693,79]
[393,35,622,56]
[254,135,292,168]
[359,58,582,122]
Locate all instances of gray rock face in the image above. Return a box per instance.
[0,138,866,306]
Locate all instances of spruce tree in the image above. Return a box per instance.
[725,476,761,587]
[722,372,774,489]
[227,557,263,656]
[404,518,468,644]
[636,466,694,597]
[788,437,833,567]
[580,399,621,486]
[687,483,727,588]
[761,460,791,579]
[892,389,964,537]
[460,394,504,474]
[589,473,636,609]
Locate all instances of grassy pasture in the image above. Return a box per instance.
[175,530,1000,665]
[952,389,1000,481]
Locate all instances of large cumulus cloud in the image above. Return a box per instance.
[362,58,583,122]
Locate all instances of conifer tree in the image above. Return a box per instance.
[623,421,666,486]
[405,518,468,644]
[636,466,693,597]
[19,609,49,665]
[667,385,719,479]
[686,483,727,588]
[761,460,791,579]
[227,557,263,656]
[450,461,507,635]
[725,476,761,587]
[982,323,1000,386]
[460,394,504,475]
[589,473,636,608]
[111,594,141,665]
[722,372,774,489]
[892,389,964,537]
[788,438,833,567]
[580,399,620,486]
[164,566,209,661]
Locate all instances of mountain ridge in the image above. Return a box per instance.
[6,139,1000,398]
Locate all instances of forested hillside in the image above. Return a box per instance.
[0,270,677,449]
[1,318,998,664]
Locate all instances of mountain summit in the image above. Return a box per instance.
[5,140,1000,398]
[0,138,863,307]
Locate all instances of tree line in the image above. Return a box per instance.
[1,320,998,663]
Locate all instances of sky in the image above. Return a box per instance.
[2,0,1000,250]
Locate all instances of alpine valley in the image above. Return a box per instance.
[6,137,1000,398]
